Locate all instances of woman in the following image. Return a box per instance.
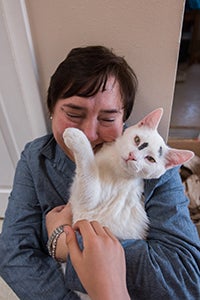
[0,46,199,300]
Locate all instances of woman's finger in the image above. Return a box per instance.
[102,225,118,241]
[64,225,82,266]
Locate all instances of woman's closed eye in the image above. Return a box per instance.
[100,118,115,123]
[98,117,116,126]
[66,112,84,119]
[66,113,116,123]
[61,107,85,121]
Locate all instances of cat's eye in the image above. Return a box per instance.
[145,156,156,163]
[134,135,140,146]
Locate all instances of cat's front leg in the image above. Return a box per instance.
[63,128,101,212]
[63,127,94,160]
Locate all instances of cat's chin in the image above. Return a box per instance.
[120,160,139,177]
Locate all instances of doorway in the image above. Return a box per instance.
[169,4,200,140]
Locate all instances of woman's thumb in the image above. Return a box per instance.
[64,225,81,259]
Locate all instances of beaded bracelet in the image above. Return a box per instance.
[47,224,69,261]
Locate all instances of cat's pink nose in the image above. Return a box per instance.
[128,152,136,161]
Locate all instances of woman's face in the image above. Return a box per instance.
[51,77,124,159]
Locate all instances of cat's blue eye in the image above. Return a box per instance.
[145,156,156,163]
[134,135,140,146]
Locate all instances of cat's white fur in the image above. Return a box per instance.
[63,108,194,299]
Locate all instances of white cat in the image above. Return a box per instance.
[63,108,193,299]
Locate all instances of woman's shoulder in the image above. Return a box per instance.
[24,133,54,150]
[21,133,56,160]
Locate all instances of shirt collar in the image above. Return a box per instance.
[41,134,75,174]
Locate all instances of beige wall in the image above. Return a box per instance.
[25,0,185,139]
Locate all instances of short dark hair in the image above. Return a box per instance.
[47,45,138,121]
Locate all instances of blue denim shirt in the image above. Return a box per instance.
[0,134,199,300]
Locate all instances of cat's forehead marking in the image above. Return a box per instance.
[138,142,148,151]
[159,146,163,156]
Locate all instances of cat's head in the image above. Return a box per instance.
[117,108,194,179]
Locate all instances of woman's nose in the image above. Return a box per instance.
[81,120,99,142]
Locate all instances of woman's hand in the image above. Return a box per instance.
[65,220,130,300]
[46,203,72,261]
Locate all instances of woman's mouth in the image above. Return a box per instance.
[92,143,103,153]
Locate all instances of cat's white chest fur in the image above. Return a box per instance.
[73,174,147,239]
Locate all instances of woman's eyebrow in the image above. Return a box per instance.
[62,103,86,111]
[62,104,122,114]
[100,109,122,114]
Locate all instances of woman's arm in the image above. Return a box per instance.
[125,167,200,299]
[65,220,130,300]
[0,149,79,300]
[46,204,72,261]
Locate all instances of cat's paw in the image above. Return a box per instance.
[63,128,89,151]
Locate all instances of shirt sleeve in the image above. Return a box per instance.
[65,167,200,299]
[0,149,80,300]
[124,167,200,299]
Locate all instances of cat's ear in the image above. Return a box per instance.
[138,108,163,130]
[165,148,194,169]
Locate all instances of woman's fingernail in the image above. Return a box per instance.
[64,226,70,235]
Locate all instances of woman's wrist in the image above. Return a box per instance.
[46,204,72,261]
[47,224,69,262]
[55,231,69,261]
